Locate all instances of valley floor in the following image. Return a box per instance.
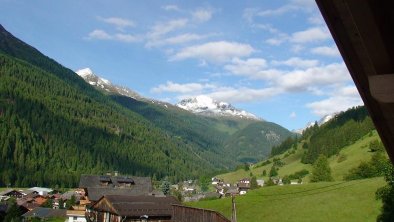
[187,177,385,222]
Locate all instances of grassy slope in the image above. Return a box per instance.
[217,131,380,184]
[188,177,384,222]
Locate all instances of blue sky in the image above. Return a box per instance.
[0,0,363,130]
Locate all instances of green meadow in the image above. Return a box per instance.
[217,131,381,184]
[188,177,385,222]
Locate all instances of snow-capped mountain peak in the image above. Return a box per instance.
[76,68,94,78]
[75,68,140,99]
[176,95,260,120]
[293,113,337,134]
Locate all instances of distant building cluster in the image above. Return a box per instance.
[0,173,230,222]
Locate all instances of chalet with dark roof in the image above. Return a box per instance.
[87,195,180,222]
[79,175,153,202]
[0,189,24,199]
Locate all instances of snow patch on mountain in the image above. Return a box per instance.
[293,113,337,134]
[176,95,260,120]
[76,68,141,99]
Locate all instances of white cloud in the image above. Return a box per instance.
[224,58,282,80]
[162,5,180,11]
[253,24,279,34]
[290,0,317,9]
[306,86,363,117]
[98,17,135,31]
[243,8,258,23]
[257,5,297,17]
[151,81,215,94]
[276,63,351,92]
[87,29,141,43]
[146,33,212,47]
[114,33,141,42]
[289,111,297,119]
[265,38,284,46]
[88,29,112,40]
[170,41,255,63]
[148,19,188,39]
[308,14,324,25]
[291,44,304,53]
[225,58,268,75]
[311,45,340,57]
[290,27,331,43]
[271,57,319,68]
[192,8,213,23]
[206,87,282,103]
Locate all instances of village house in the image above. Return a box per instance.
[237,178,251,195]
[86,195,180,222]
[0,189,24,199]
[79,175,153,203]
[22,207,66,222]
[257,179,265,187]
[225,187,239,197]
[67,205,87,222]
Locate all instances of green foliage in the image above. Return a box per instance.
[65,195,76,209]
[271,136,298,156]
[265,178,275,186]
[250,176,258,189]
[310,155,333,182]
[223,121,293,163]
[285,169,309,181]
[111,95,236,169]
[302,106,375,164]
[262,170,266,176]
[344,142,390,181]
[3,199,22,222]
[244,163,250,171]
[161,180,170,196]
[199,176,210,192]
[375,164,394,222]
[273,159,285,167]
[269,165,278,177]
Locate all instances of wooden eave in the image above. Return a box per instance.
[316,0,394,163]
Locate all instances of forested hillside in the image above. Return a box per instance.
[0,25,229,187]
[223,121,293,163]
[0,25,293,187]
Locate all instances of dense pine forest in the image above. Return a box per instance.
[0,25,292,187]
[0,25,224,187]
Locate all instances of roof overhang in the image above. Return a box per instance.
[316,0,394,163]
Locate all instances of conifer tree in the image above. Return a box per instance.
[310,155,333,182]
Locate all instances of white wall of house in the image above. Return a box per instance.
[68,215,87,222]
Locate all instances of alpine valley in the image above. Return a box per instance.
[0,25,293,187]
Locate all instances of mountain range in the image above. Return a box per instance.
[76,68,260,121]
[0,24,293,187]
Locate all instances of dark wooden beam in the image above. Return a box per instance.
[316,0,394,163]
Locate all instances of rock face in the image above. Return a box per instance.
[176,95,260,120]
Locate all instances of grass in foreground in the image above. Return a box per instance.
[188,177,385,222]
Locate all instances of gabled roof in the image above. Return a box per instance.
[92,195,180,217]
[79,175,149,188]
[22,207,66,218]
[79,175,153,201]
[0,189,23,196]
